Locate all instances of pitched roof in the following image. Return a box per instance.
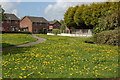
[25,16,48,23]
[49,21,58,24]
[4,13,20,20]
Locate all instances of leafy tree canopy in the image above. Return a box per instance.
[0,5,6,21]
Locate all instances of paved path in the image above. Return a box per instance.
[2,34,47,51]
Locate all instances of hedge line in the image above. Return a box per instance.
[1,31,32,34]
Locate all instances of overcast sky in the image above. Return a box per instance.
[0,0,115,21]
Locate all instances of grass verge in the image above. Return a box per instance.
[2,34,119,78]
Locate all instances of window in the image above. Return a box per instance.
[36,23,38,25]
[15,21,18,24]
[33,22,37,25]
[54,24,56,27]
[7,20,9,23]
[34,29,37,32]
[3,21,7,23]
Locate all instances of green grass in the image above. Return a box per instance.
[2,34,37,48]
[2,34,119,78]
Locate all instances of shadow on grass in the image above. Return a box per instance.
[84,41,94,44]
[1,43,15,48]
[2,46,32,55]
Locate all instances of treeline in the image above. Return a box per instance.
[64,2,119,31]
[64,2,119,46]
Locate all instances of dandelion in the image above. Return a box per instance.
[23,76,27,78]
[20,73,23,75]
[84,66,86,70]
[109,69,112,71]
[35,54,40,57]
[19,76,22,79]
[95,70,98,72]
[21,68,25,70]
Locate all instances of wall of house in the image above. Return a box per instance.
[32,23,48,34]
[20,17,49,34]
[20,17,32,32]
[2,20,20,31]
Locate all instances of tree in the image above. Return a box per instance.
[64,7,71,28]
[64,6,78,28]
[0,5,6,22]
[81,3,104,28]
[53,19,58,21]
[74,4,87,29]
[60,20,66,31]
[81,5,93,28]
[64,2,119,30]
[60,20,64,25]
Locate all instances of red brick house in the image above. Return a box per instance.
[20,16,49,34]
[48,21,61,31]
[0,13,20,31]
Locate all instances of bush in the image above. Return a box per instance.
[39,30,44,34]
[93,12,119,34]
[94,29,119,46]
[52,29,60,35]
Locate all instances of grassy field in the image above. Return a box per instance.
[2,34,37,48]
[2,34,119,78]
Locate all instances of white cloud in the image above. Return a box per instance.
[0,0,21,17]
[12,9,19,17]
[44,0,91,21]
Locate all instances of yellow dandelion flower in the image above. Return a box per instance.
[27,74,31,76]
[35,54,39,57]
[20,73,23,75]
[109,69,112,71]
[21,68,25,70]
[95,70,98,72]
[19,76,22,79]
[23,76,27,78]
[38,72,41,73]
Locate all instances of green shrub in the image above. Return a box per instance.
[93,12,119,34]
[52,29,60,35]
[39,30,44,34]
[94,29,119,46]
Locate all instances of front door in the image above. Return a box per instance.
[43,28,47,34]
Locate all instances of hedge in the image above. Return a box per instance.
[94,29,119,46]
[1,31,32,34]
